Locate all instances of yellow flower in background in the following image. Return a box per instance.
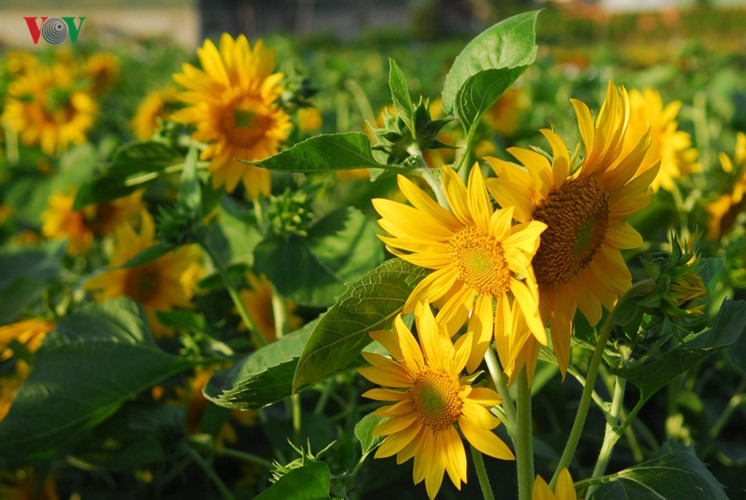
[172,34,292,198]
[486,82,657,376]
[4,50,38,77]
[373,166,546,374]
[0,205,13,225]
[0,319,55,361]
[2,64,96,155]
[297,106,322,132]
[131,86,180,141]
[0,467,59,500]
[482,86,530,137]
[84,211,203,338]
[238,272,303,347]
[707,132,746,240]
[41,190,145,255]
[533,468,577,500]
[358,306,514,500]
[0,378,23,423]
[627,88,699,192]
[84,52,120,94]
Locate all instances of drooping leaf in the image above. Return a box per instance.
[588,443,727,500]
[441,10,539,130]
[293,259,429,392]
[203,321,316,410]
[253,462,330,500]
[240,133,393,173]
[254,206,384,307]
[0,299,194,463]
[388,58,415,137]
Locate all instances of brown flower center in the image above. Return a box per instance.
[531,176,610,289]
[410,368,463,431]
[449,227,511,296]
[220,94,274,148]
[124,265,161,303]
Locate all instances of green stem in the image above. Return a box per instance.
[292,394,302,442]
[471,445,496,500]
[587,376,626,496]
[455,123,478,181]
[270,284,289,339]
[484,348,516,437]
[417,165,449,208]
[199,238,266,348]
[515,369,534,500]
[549,312,614,488]
[188,437,273,469]
[186,447,237,500]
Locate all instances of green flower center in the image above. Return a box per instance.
[410,368,463,431]
[449,227,511,296]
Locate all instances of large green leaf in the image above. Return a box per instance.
[253,462,330,500]
[203,321,316,410]
[0,299,193,463]
[254,206,384,307]
[588,443,727,500]
[441,10,539,130]
[240,133,393,173]
[74,142,183,209]
[293,259,429,392]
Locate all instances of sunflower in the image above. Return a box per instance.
[358,305,514,499]
[482,86,530,137]
[297,106,322,133]
[533,468,577,500]
[2,64,96,155]
[707,132,746,240]
[486,81,657,376]
[372,166,546,373]
[41,189,145,255]
[0,468,59,500]
[627,88,699,192]
[0,378,23,423]
[84,211,203,337]
[238,272,303,347]
[84,52,119,94]
[0,319,55,361]
[131,86,180,141]
[171,34,292,198]
[3,50,38,77]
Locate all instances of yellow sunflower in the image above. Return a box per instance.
[238,272,303,347]
[533,468,577,500]
[0,378,23,423]
[41,189,145,255]
[297,106,322,133]
[482,86,530,137]
[4,50,38,77]
[0,468,59,500]
[131,86,180,141]
[0,319,55,361]
[84,52,120,94]
[358,305,514,499]
[84,211,203,338]
[486,81,657,376]
[171,34,292,198]
[627,88,699,192]
[707,132,746,240]
[2,64,96,155]
[372,166,546,373]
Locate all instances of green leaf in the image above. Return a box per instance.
[203,321,316,410]
[253,462,330,500]
[441,10,539,130]
[180,143,201,213]
[254,206,384,307]
[388,58,415,137]
[355,413,385,456]
[0,299,193,463]
[293,259,429,392]
[240,133,393,173]
[74,142,183,209]
[121,242,174,268]
[588,443,727,500]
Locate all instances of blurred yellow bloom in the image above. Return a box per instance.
[0,468,59,500]
[0,205,13,224]
[84,52,120,94]
[4,50,38,76]
[84,211,203,337]
[172,34,292,197]
[131,86,180,141]
[627,88,699,192]
[0,319,55,361]
[533,468,577,500]
[238,272,302,347]
[707,132,746,240]
[0,378,23,423]
[359,306,514,499]
[482,87,530,137]
[2,64,96,155]
[41,190,145,255]
[297,106,322,132]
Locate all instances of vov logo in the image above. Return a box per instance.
[24,17,85,45]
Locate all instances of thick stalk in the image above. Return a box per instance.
[587,376,626,496]
[484,348,516,438]
[515,369,534,500]
[471,445,496,500]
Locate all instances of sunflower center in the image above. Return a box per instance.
[124,266,161,303]
[449,227,511,296]
[531,176,610,289]
[82,202,117,233]
[221,95,273,148]
[410,368,463,431]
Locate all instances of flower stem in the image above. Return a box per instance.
[587,376,626,496]
[515,369,534,500]
[188,436,274,469]
[471,445,496,500]
[484,348,516,437]
[271,283,289,339]
[198,238,267,348]
[549,312,614,488]
[186,447,237,500]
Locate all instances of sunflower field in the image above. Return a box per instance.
[1,4,746,499]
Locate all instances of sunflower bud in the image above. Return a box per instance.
[267,189,314,237]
